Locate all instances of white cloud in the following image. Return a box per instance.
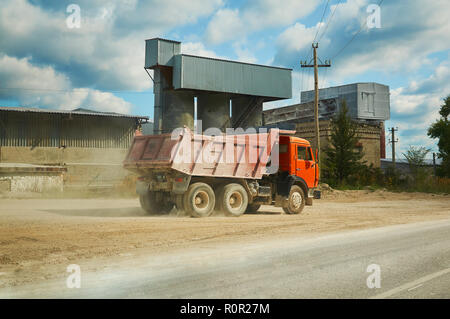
[0,54,131,113]
[386,60,450,156]
[277,23,320,53]
[205,9,242,44]
[232,42,257,64]
[181,42,223,59]
[205,0,319,44]
[0,0,223,92]
[0,54,71,93]
[274,0,450,78]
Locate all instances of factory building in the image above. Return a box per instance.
[263,83,390,167]
[0,107,148,192]
[145,38,292,133]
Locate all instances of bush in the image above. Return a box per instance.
[322,162,449,194]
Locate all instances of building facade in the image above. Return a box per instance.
[263,83,390,168]
[0,107,148,191]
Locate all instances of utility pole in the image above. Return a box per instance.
[301,43,331,165]
[433,152,436,176]
[389,127,398,168]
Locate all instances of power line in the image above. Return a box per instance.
[0,87,152,94]
[300,67,304,98]
[317,0,342,44]
[312,0,331,44]
[331,0,385,60]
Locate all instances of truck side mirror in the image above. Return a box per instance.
[315,149,319,163]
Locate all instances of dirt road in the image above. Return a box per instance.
[0,190,449,292]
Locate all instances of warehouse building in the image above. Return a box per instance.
[0,107,148,192]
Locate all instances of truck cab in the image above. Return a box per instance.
[279,135,319,189]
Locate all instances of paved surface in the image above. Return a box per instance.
[2,218,449,298]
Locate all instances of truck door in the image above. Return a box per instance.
[296,145,315,188]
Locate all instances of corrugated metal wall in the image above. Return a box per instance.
[0,111,137,148]
[300,83,390,121]
[173,54,292,99]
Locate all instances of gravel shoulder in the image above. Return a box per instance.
[0,190,449,289]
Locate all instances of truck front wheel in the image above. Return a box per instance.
[139,191,172,215]
[283,185,305,215]
[184,182,215,218]
[217,183,248,217]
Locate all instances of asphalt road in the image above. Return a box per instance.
[2,219,450,298]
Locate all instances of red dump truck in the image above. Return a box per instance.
[123,127,319,217]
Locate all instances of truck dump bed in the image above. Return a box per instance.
[123,127,285,179]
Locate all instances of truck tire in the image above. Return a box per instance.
[184,182,215,218]
[245,204,261,213]
[282,185,305,214]
[218,183,248,217]
[139,192,172,215]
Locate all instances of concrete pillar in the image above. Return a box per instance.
[154,68,194,134]
[153,69,164,134]
[231,96,263,129]
[197,94,230,132]
[161,90,194,133]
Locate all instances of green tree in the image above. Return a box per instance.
[427,95,450,177]
[323,100,365,184]
[403,146,430,183]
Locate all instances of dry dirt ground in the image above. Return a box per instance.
[0,190,449,289]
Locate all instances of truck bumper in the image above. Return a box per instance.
[305,188,317,206]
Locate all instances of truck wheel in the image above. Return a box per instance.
[283,185,305,214]
[139,192,172,215]
[218,183,248,217]
[246,204,261,213]
[184,182,215,218]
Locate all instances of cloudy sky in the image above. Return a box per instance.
[0,0,449,158]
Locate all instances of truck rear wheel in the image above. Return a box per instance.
[283,185,305,215]
[139,191,172,215]
[218,183,248,217]
[184,182,215,218]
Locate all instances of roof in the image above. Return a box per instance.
[145,37,181,44]
[280,135,310,145]
[301,82,389,93]
[180,54,292,71]
[0,106,149,120]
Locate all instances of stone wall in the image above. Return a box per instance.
[295,120,382,167]
[0,174,63,193]
[0,147,133,187]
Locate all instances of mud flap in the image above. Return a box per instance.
[136,180,149,195]
[172,175,191,194]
